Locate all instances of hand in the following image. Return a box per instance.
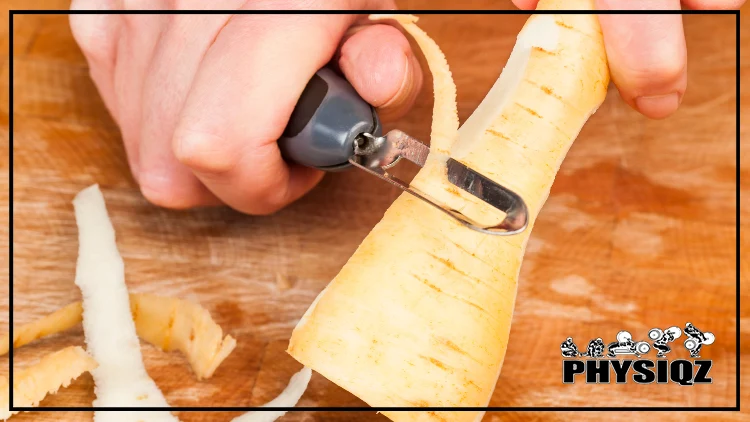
[69,0,423,214]
[513,0,744,119]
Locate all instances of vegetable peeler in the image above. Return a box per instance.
[278,68,529,236]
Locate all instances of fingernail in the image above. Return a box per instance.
[634,92,681,119]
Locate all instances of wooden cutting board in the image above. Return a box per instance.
[2,1,746,421]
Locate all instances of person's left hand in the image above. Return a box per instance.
[512,0,745,119]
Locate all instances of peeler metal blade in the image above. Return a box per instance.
[349,130,529,235]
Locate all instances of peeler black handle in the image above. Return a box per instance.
[278,68,381,171]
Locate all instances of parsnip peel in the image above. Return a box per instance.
[231,367,313,422]
[73,184,179,421]
[0,293,235,380]
[0,302,83,357]
[130,293,236,380]
[0,346,97,421]
[67,184,306,422]
[369,14,458,155]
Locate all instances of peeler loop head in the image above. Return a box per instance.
[349,151,530,236]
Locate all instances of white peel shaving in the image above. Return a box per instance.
[72,184,310,422]
[72,184,179,422]
[231,367,312,422]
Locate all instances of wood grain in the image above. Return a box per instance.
[3,1,746,421]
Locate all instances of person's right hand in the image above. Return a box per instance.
[69,0,423,214]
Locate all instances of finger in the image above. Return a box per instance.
[68,1,119,76]
[91,10,165,186]
[106,1,171,182]
[173,13,364,215]
[681,0,745,8]
[137,12,240,209]
[70,19,123,131]
[338,24,423,122]
[511,0,539,9]
[596,0,687,119]
[69,2,131,173]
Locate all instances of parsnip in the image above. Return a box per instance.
[288,3,609,421]
[0,346,97,420]
[0,294,235,380]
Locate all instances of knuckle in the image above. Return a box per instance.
[172,128,237,175]
[646,59,685,86]
[245,170,293,216]
[138,166,209,210]
[245,202,284,216]
[224,183,287,216]
[258,187,290,213]
[69,15,119,66]
[247,177,291,215]
[139,181,190,210]
[622,51,686,93]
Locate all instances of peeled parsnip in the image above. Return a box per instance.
[288,2,609,422]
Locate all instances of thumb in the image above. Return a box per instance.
[596,0,688,119]
[337,23,423,123]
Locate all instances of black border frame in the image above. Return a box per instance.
[8,7,741,415]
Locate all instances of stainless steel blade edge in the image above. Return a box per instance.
[352,129,529,235]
